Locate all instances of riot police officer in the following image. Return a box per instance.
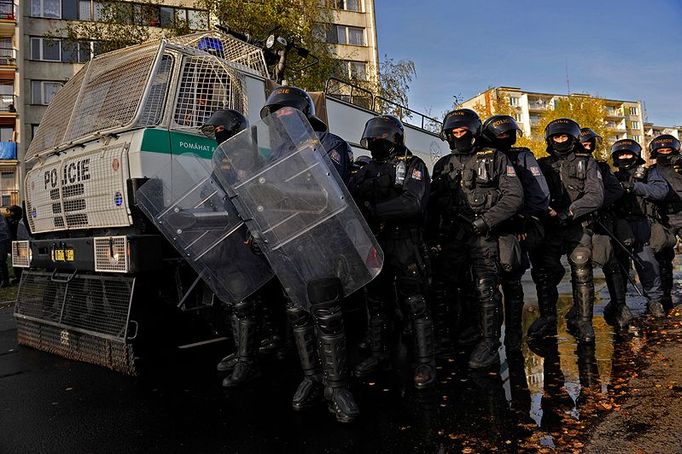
[479,115,549,351]
[528,119,604,344]
[649,134,682,313]
[611,139,668,317]
[349,115,435,388]
[573,128,630,329]
[259,86,359,423]
[201,109,266,387]
[429,109,523,369]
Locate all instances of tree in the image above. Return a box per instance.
[200,0,339,91]
[56,1,194,55]
[373,56,416,119]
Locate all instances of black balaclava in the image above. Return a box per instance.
[368,138,395,161]
[450,131,476,154]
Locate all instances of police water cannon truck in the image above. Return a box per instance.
[12,31,448,374]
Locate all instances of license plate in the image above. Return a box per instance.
[52,248,75,262]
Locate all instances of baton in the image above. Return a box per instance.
[594,219,645,268]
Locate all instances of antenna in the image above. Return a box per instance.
[565,62,571,94]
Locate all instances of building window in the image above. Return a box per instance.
[328,0,362,12]
[337,60,368,80]
[629,106,638,115]
[30,37,62,61]
[632,135,641,142]
[31,0,61,18]
[62,40,93,63]
[509,96,519,107]
[330,25,366,46]
[631,121,640,129]
[513,113,523,122]
[31,80,64,105]
[0,127,13,142]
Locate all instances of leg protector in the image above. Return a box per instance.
[469,277,502,370]
[287,303,323,411]
[502,278,524,351]
[527,268,559,340]
[569,246,595,343]
[406,295,436,389]
[602,257,631,329]
[217,308,240,372]
[309,278,359,423]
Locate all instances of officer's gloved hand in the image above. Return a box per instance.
[245,234,263,256]
[472,217,489,236]
[620,181,635,193]
[362,200,377,219]
[556,210,572,226]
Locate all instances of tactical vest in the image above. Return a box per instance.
[656,163,682,215]
[542,155,589,211]
[440,149,501,220]
[615,166,656,219]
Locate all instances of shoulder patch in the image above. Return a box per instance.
[506,165,517,177]
[411,168,423,180]
[530,166,542,177]
[328,149,341,164]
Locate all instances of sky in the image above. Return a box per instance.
[374,0,682,126]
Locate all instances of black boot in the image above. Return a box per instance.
[527,270,558,340]
[572,258,595,344]
[502,279,524,352]
[407,295,436,389]
[311,278,359,423]
[647,300,666,318]
[217,311,240,372]
[601,260,632,329]
[469,279,502,370]
[658,251,674,313]
[223,301,261,387]
[288,305,324,411]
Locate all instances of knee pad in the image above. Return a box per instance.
[477,276,498,302]
[307,277,343,305]
[405,295,428,319]
[312,300,344,335]
[233,299,256,319]
[570,246,592,283]
[286,304,312,329]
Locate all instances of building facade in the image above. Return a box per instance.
[461,86,647,152]
[319,0,379,84]
[5,0,380,208]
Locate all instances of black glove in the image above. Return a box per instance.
[362,200,376,218]
[557,210,572,226]
[472,217,489,236]
[620,181,635,193]
[246,234,263,256]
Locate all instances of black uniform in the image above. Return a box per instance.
[612,164,668,313]
[429,147,523,368]
[528,151,604,343]
[653,157,682,312]
[498,147,549,350]
[349,149,434,387]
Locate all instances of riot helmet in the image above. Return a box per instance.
[360,115,405,160]
[649,134,681,159]
[201,109,248,145]
[545,118,581,156]
[481,115,522,150]
[611,139,644,169]
[579,127,603,153]
[440,108,482,154]
[259,86,327,132]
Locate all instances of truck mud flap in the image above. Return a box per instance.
[14,270,137,375]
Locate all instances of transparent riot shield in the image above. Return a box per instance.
[213,107,383,309]
[135,152,274,304]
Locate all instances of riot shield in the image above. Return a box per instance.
[135,152,274,304]
[213,107,383,309]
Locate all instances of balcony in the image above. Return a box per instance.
[0,140,15,159]
[605,108,624,118]
[528,100,552,111]
[0,94,16,114]
[0,47,15,66]
[0,2,15,38]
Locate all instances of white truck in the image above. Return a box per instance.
[12,31,449,374]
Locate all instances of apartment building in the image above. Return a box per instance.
[318,0,379,84]
[461,86,646,148]
[0,0,17,207]
[644,123,682,142]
